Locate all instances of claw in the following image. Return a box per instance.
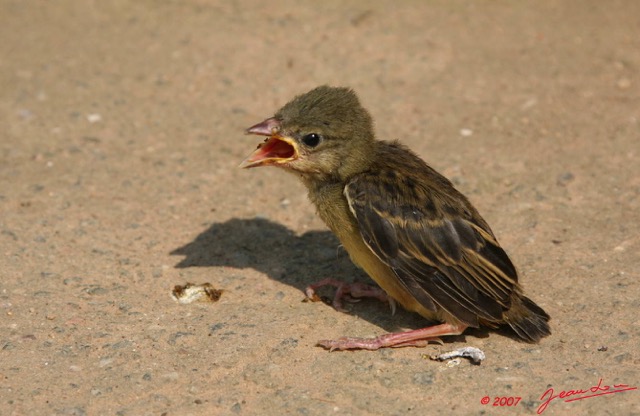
[303,278,390,313]
[389,297,397,316]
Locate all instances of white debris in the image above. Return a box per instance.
[171,282,223,304]
[87,113,102,123]
[430,346,486,364]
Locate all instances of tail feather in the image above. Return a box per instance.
[504,296,551,343]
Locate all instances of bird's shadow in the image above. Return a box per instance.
[170,217,464,336]
[171,217,350,292]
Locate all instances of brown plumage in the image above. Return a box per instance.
[241,85,550,350]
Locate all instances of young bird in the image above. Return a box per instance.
[240,86,550,351]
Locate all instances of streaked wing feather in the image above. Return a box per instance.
[346,167,518,327]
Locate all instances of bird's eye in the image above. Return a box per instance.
[301,133,321,148]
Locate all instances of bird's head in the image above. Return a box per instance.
[240,86,375,182]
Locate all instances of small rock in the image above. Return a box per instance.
[412,371,435,385]
[87,113,102,123]
[98,358,113,368]
[161,372,179,381]
[617,78,631,89]
[168,331,194,345]
[614,353,632,363]
[557,172,575,186]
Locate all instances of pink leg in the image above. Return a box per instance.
[317,323,468,351]
[304,278,391,313]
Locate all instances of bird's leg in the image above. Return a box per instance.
[317,323,467,351]
[304,278,393,313]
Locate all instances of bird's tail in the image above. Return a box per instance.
[503,295,551,343]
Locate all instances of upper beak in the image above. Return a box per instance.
[240,117,299,168]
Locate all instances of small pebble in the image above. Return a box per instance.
[99,358,113,368]
[446,358,461,367]
[617,78,631,89]
[87,113,102,123]
[557,172,575,186]
[161,372,179,381]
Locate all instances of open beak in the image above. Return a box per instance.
[239,117,299,168]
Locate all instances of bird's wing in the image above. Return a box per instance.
[345,169,518,327]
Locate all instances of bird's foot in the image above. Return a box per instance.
[317,323,467,351]
[304,278,394,313]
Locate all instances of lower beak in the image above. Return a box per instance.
[240,118,299,168]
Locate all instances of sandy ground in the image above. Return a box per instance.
[1,1,639,415]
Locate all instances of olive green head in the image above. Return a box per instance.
[242,86,376,181]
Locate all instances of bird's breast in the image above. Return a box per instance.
[306,182,437,319]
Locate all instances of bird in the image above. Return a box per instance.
[240,85,550,351]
